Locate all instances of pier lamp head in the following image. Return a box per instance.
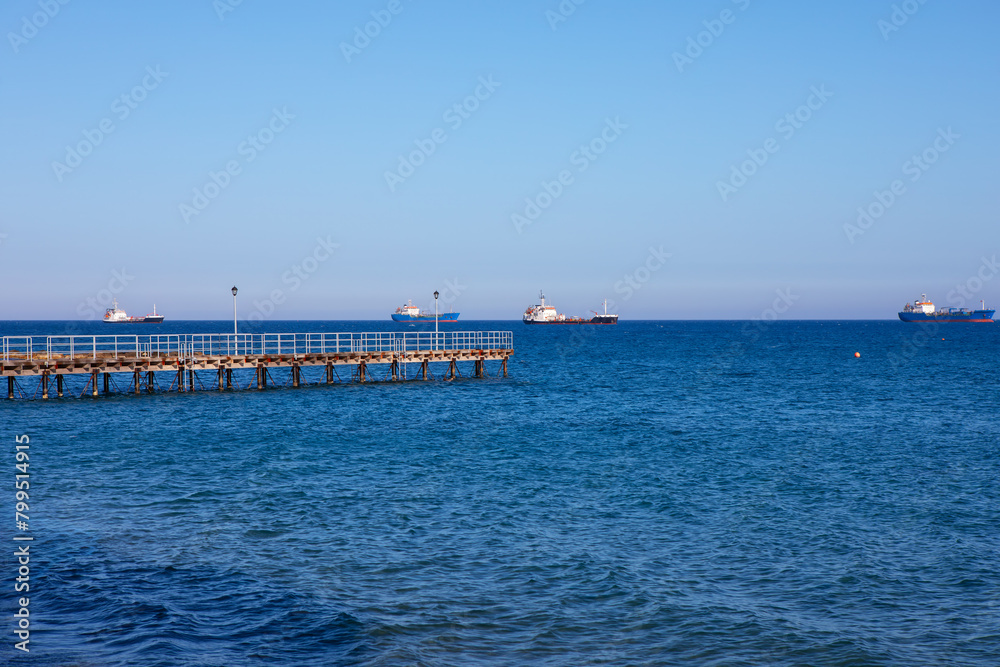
[434,290,439,300]
[232,286,238,297]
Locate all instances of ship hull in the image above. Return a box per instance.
[898,310,994,323]
[523,317,617,325]
[391,313,460,322]
[103,318,164,323]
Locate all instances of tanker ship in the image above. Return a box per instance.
[898,294,994,323]
[522,292,618,325]
[103,299,165,323]
[391,300,460,322]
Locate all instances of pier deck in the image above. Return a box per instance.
[1,331,513,399]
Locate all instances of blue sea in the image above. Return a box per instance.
[2,320,999,666]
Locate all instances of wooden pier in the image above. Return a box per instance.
[1,331,513,399]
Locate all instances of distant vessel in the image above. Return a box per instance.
[898,294,994,323]
[103,299,165,324]
[391,300,460,322]
[522,292,619,325]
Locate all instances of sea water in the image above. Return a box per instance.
[2,320,998,666]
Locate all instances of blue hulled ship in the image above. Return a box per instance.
[898,294,995,323]
[390,300,460,322]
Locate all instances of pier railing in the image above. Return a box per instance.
[1,331,514,362]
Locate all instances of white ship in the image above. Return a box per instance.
[102,299,165,323]
[522,292,618,325]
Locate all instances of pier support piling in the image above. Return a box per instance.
[91,370,98,396]
[8,376,14,399]
[326,362,333,384]
[218,368,224,391]
[103,372,110,394]
[147,371,155,394]
[391,359,398,381]
[41,371,49,399]
[448,360,457,380]
[502,357,508,377]
[359,361,367,383]
[226,368,232,390]
[134,370,141,395]
[57,374,64,397]
[187,369,194,392]
[292,364,300,387]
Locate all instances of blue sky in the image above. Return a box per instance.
[1,0,997,320]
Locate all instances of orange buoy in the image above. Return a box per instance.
[854,352,861,358]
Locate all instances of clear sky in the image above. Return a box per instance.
[1,0,998,320]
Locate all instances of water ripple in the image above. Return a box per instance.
[3,321,999,665]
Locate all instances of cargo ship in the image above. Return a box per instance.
[103,299,165,323]
[522,292,618,325]
[391,300,460,322]
[898,294,994,323]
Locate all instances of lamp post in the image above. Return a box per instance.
[231,286,238,335]
[434,290,439,350]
